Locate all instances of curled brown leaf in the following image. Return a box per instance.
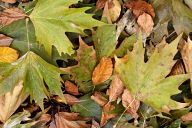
[65,81,79,96]
[91,91,108,107]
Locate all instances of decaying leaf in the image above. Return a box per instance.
[0,47,19,63]
[137,13,154,36]
[0,34,13,47]
[49,112,91,128]
[53,94,80,105]
[0,81,29,123]
[37,114,51,124]
[29,0,104,55]
[1,0,16,3]
[100,103,117,127]
[124,0,155,18]
[0,51,64,109]
[108,74,124,102]
[115,34,189,113]
[91,91,108,106]
[62,37,96,93]
[122,89,140,118]
[108,0,121,22]
[92,57,113,85]
[181,112,192,122]
[180,37,192,91]
[65,81,79,95]
[169,60,185,76]
[0,7,26,26]
[91,119,100,128]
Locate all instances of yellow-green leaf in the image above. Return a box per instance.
[0,47,19,63]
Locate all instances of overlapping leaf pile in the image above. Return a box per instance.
[0,0,192,127]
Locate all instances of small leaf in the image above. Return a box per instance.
[49,112,91,128]
[108,74,124,102]
[0,51,64,109]
[72,94,102,120]
[0,34,13,47]
[92,57,113,85]
[93,25,117,60]
[137,13,154,36]
[65,80,79,95]
[0,47,19,63]
[122,89,140,118]
[181,112,192,122]
[108,0,121,22]
[0,7,25,27]
[91,91,108,106]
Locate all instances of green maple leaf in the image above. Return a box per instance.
[29,0,105,55]
[115,35,189,113]
[0,51,64,109]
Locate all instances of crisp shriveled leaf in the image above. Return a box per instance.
[0,51,64,109]
[115,35,189,113]
[49,112,91,128]
[62,37,96,93]
[0,47,19,63]
[0,19,55,64]
[72,94,102,120]
[93,25,117,60]
[0,81,29,123]
[29,0,105,55]
[0,34,13,47]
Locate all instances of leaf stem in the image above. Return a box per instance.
[25,18,30,51]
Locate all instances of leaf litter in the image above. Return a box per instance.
[0,0,192,127]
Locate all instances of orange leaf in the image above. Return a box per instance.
[124,0,155,18]
[181,112,192,122]
[0,7,26,26]
[92,57,113,85]
[1,0,16,3]
[0,47,19,63]
[65,81,79,96]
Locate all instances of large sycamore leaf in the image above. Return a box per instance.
[115,35,189,113]
[0,51,64,109]
[29,0,105,55]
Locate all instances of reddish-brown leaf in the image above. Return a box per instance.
[0,7,26,26]
[108,74,124,102]
[91,91,108,107]
[49,112,91,128]
[96,0,108,10]
[53,94,80,105]
[124,0,155,18]
[92,57,113,85]
[91,119,100,128]
[1,0,16,3]
[100,103,117,127]
[37,114,51,124]
[137,13,154,36]
[181,112,192,122]
[122,89,140,118]
[65,81,79,95]
[0,34,13,47]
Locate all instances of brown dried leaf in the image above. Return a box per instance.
[53,94,80,105]
[108,74,124,102]
[37,114,51,124]
[137,13,154,36]
[0,7,26,26]
[180,38,192,91]
[1,0,16,3]
[108,0,121,22]
[102,2,112,24]
[65,81,79,95]
[91,91,108,107]
[49,112,91,128]
[169,60,185,76]
[0,81,29,123]
[91,119,100,128]
[100,103,117,127]
[96,0,108,11]
[92,57,113,85]
[181,112,192,122]
[124,0,155,18]
[122,89,140,119]
[0,34,13,47]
